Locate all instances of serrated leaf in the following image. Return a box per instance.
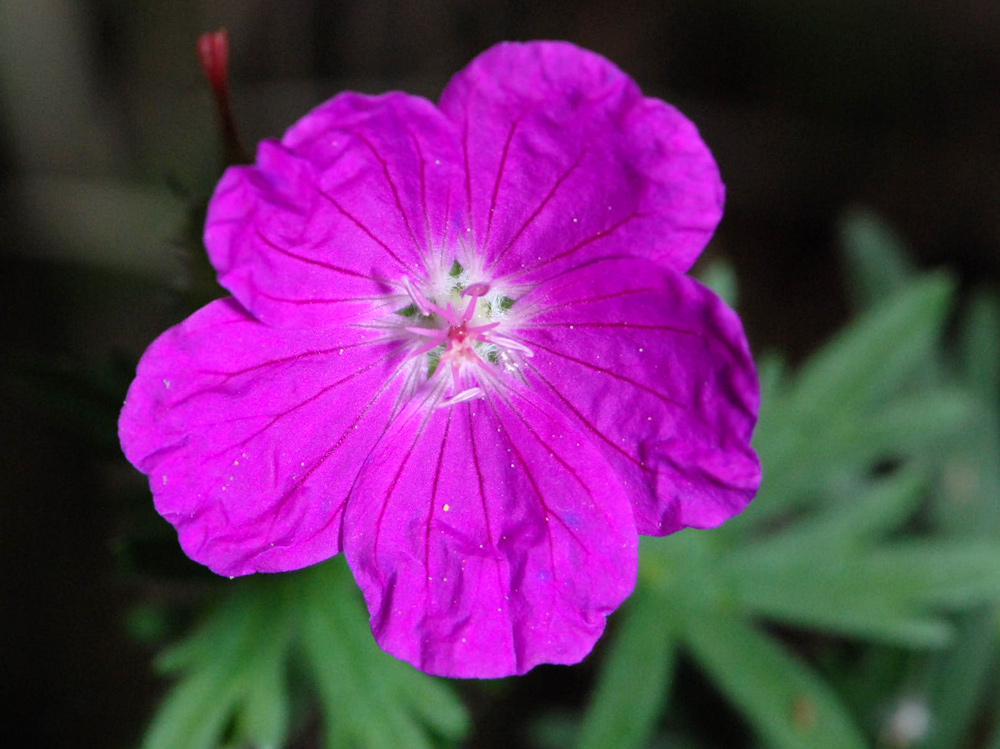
[681,613,867,749]
[576,590,676,749]
[144,579,293,749]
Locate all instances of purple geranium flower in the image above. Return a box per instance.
[120,41,760,678]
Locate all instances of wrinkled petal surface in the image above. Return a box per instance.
[120,40,757,679]
[119,298,410,576]
[345,385,638,678]
[439,41,723,283]
[205,92,464,329]
[514,256,760,534]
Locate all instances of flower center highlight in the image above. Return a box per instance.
[398,269,531,407]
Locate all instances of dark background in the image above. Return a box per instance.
[2,1,999,745]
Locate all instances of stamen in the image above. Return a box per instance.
[468,321,501,334]
[401,276,452,320]
[405,326,444,338]
[437,387,484,408]
[401,276,431,316]
[398,273,528,408]
[488,334,534,357]
[460,282,491,322]
[462,282,491,298]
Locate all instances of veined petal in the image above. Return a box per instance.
[516,256,760,534]
[205,92,464,329]
[344,385,639,678]
[119,298,410,576]
[439,41,723,281]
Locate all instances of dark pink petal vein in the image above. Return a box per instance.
[438,42,724,282]
[120,299,408,576]
[345,385,638,678]
[516,255,760,535]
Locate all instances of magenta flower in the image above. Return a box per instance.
[120,42,759,678]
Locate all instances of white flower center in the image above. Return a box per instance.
[397,262,532,407]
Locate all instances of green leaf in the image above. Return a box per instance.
[724,499,1000,649]
[697,258,739,309]
[787,271,953,416]
[838,208,915,311]
[681,612,867,749]
[297,560,469,748]
[142,665,244,749]
[958,288,1000,405]
[732,467,927,565]
[143,579,293,749]
[747,273,955,523]
[921,608,998,749]
[576,590,676,749]
[865,541,1000,609]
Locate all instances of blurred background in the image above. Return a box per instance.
[2,1,999,747]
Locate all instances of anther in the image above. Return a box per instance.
[401,276,431,316]
[437,387,484,408]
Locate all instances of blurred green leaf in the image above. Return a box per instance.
[697,258,739,309]
[838,207,916,311]
[920,608,998,749]
[921,287,1000,749]
[144,578,293,749]
[143,561,468,749]
[747,272,955,524]
[681,612,867,749]
[864,541,1000,609]
[958,289,1000,403]
[731,467,926,567]
[576,590,676,749]
[786,271,952,417]
[298,561,469,749]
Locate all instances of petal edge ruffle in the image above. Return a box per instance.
[439,41,723,281]
[119,298,411,576]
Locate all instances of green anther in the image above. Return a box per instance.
[394,303,420,318]
[427,348,443,378]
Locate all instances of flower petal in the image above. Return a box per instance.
[344,386,639,678]
[205,92,464,329]
[439,41,723,282]
[119,298,411,576]
[514,256,760,535]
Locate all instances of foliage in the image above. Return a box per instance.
[44,206,997,747]
[564,211,1000,748]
